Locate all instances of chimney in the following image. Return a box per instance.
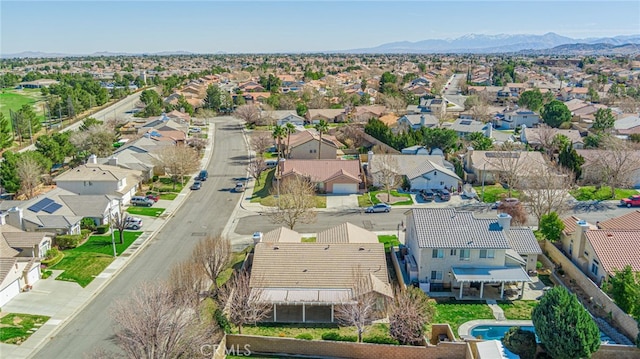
[497,213,512,233]
[88,154,97,164]
[0,212,6,225]
[465,146,474,171]
[108,156,118,166]
[575,219,590,257]
[519,124,526,142]
[485,123,493,139]
[6,207,23,230]
[420,115,426,127]
[367,151,374,163]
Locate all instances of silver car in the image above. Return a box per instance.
[365,203,391,213]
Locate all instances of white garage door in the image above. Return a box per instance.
[332,183,358,194]
[27,266,40,286]
[0,280,20,307]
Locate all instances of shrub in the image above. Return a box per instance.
[536,261,543,270]
[214,309,231,334]
[55,234,84,249]
[502,326,537,359]
[363,335,399,345]
[45,248,60,260]
[322,331,357,342]
[41,252,64,267]
[96,223,110,234]
[80,217,97,231]
[41,270,53,279]
[295,333,313,340]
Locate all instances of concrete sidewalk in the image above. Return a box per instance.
[0,124,217,359]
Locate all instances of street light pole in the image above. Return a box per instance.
[109,200,117,257]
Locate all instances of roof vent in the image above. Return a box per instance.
[273,246,279,250]
[359,247,365,251]
[577,220,587,225]
[324,245,330,250]
[606,233,613,237]
[302,269,308,272]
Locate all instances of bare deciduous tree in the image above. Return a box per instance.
[187,136,208,156]
[234,104,260,128]
[379,93,406,115]
[335,269,379,343]
[267,175,317,230]
[109,200,131,244]
[155,145,201,189]
[251,132,274,156]
[335,124,366,149]
[484,151,531,197]
[110,281,219,359]
[169,259,208,306]
[219,270,271,334]
[248,157,267,186]
[529,125,560,158]
[523,164,573,225]
[192,236,231,296]
[591,137,640,198]
[471,101,491,123]
[374,154,401,202]
[389,286,435,345]
[16,155,43,199]
[497,201,529,226]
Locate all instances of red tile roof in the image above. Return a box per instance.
[586,230,640,274]
[597,210,640,230]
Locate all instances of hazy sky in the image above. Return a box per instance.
[2,1,639,54]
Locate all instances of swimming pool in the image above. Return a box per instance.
[470,324,615,359]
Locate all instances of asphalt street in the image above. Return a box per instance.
[31,116,247,358]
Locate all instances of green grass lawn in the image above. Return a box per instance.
[249,168,326,208]
[301,237,316,243]
[497,300,538,320]
[216,246,252,288]
[0,88,46,130]
[378,235,400,252]
[474,184,521,203]
[431,299,494,337]
[358,190,413,207]
[126,206,166,217]
[570,186,638,201]
[241,322,391,341]
[51,231,142,287]
[0,313,50,344]
[153,176,190,193]
[159,192,178,200]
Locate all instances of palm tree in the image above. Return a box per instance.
[272,125,285,174]
[284,122,295,158]
[314,119,328,160]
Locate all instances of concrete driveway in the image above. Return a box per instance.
[325,194,359,209]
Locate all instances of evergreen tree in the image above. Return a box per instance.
[532,286,600,359]
[538,212,565,242]
[0,113,13,149]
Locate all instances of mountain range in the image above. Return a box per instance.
[339,32,640,54]
[3,33,640,58]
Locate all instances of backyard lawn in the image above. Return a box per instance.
[0,313,50,345]
[430,299,494,337]
[570,186,639,201]
[473,184,521,203]
[497,300,538,320]
[216,246,252,288]
[242,322,392,341]
[51,230,142,287]
[378,235,400,252]
[126,206,166,217]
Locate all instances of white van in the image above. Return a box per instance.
[265,159,278,168]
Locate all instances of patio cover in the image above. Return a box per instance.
[253,288,355,305]
[451,266,531,283]
[476,340,508,359]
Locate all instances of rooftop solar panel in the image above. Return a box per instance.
[41,202,63,214]
[27,198,54,213]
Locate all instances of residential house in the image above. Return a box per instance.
[306,109,347,124]
[286,130,342,160]
[54,159,142,204]
[1,221,53,258]
[497,110,540,130]
[560,87,589,101]
[367,153,460,191]
[463,149,548,185]
[276,113,306,127]
[396,114,439,131]
[420,98,447,118]
[597,210,640,230]
[446,118,492,139]
[352,105,387,123]
[576,149,640,188]
[559,216,640,285]
[404,208,540,299]
[249,223,392,323]
[279,159,361,194]
[614,115,640,138]
[520,126,584,149]
[96,137,168,181]
[0,257,41,307]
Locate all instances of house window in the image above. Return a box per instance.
[440,181,444,186]
[460,249,470,261]
[434,171,437,176]
[584,251,589,257]
[431,271,443,281]
[479,249,495,259]
[432,249,444,259]
[569,242,573,255]
[591,263,598,276]
[450,249,457,256]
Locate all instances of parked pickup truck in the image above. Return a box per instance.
[620,195,640,207]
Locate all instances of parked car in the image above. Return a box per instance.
[124,216,143,230]
[196,170,208,181]
[421,190,435,202]
[492,197,519,209]
[620,194,640,207]
[189,127,202,133]
[252,232,263,244]
[439,189,451,201]
[146,194,160,202]
[234,182,245,192]
[365,203,391,213]
[265,159,278,168]
[190,181,202,190]
[131,196,154,207]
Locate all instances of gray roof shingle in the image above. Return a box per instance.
[507,229,542,254]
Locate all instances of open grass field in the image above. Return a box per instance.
[0,313,50,344]
[52,230,141,287]
[0,88,46,129]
